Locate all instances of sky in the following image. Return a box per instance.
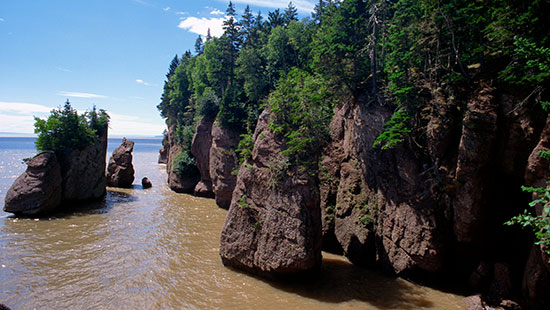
[0,0,315,137]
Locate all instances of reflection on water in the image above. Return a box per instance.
[0,142,466,310]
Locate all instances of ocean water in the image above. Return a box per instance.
[0,137,467,310]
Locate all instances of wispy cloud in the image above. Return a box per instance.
[132,0,153,7]
[175,11,188,15]
[163,7,171,11]
[57,91,107,99]
[210,9,224,16]
[0,102,53,114]
[56,67,72,72]
[136,79,152,86]
[217,0,315,13]
[178,17,225,37]
[0,102,54,134]
[0,18,4,22]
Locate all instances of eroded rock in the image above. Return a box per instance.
[142,177,152,189]
[4,152,62,215]
[209,122,239,209]
[191,116,215,198]
[220,110,322,277]
[107,138,135,188]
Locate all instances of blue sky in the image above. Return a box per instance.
[0,0,315,137]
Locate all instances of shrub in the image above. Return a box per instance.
[34,100,109,153]
[506,184,550,255]
[268,68,333,165]
[172,151,198,177]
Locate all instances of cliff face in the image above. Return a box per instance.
[163,117,239,209]
[190,116,215,197]
[220,110,322,276]
[315,83,547,308]
[216,81,549,308]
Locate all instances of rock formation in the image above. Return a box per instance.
[220,110,322,277]
[107,138,135,188]
[209,122,240,209]
[158,146,168,164]
[191,116,215,197]
[4,129,108,216]
[4,152,63,215]
[142,177,152,189]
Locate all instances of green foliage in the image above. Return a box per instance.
[196,87,220,118]
[236,132,254,166]
[373,109,411,150]
[499,36,550,85]
[34,100,109,153]
[506,184,550,255]
[268,68,333,164]
[172,151,198,177]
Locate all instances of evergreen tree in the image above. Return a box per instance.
[283,2,298,25]
[194,35,203,55]
[166,55,180,80]
[240,5,255,45]
[268,9,285,28]
[206,28,212,41]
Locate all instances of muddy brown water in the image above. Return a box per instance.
[0,138,466,309]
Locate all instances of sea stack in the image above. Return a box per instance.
[107,138,135,188]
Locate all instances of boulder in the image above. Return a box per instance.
[209,121,240,209]
[141,177,152,189]
[191,116,215,198]
[4,152,63,215]
[464,295,485,310]
[107,138,135,188]
[220,109,322,277]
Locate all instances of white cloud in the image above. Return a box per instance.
[0,102,53,134]
[175,11,188,15]
[178,17,225,37]
[136,79,152,86]
[108,112,165,136]
[0,102,53,114]
[163,7,171,11]
[57,91,106,99]
[210,9,224,15]
[218,0,315,13]
[56,67,72,72]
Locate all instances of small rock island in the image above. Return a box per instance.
[4,101,109,216]
[107,138,135,188]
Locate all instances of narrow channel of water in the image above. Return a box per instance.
[0,138,466,309]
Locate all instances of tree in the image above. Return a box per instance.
[206,28,212,41]
[240,5,255,45]
[166,55,180,80]
[268,9,285,29]
[194,35,203,55]
[34,100,109,153]
[283,2,298,25]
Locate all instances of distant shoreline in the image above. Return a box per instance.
[0,132,163,139]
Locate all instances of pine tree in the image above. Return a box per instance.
[268,9,285,28]
[240,5,255,45]
[283,2,298,25]
[166,55,180,80]
[194,35,203,55]
[206,28,212,41]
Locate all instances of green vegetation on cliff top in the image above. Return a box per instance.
[157,0,550,245]
[34,100,109,153]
